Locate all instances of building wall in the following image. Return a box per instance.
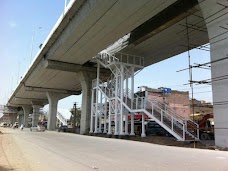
[147,91,190,118]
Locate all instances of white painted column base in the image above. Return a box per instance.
[141,133,146,138]
[130,132,135,136]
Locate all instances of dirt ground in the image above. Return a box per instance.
[94,133,228,151]
[0,130,31,171]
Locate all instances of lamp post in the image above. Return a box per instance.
[30,27,42,64]
[73,102,77,130]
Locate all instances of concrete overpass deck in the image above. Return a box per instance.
[7,0,208,107]
[6,0,228,147]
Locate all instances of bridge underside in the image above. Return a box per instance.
[6,0,228,147]
[8,0,208,107]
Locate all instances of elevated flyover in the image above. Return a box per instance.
[6,0,228,147]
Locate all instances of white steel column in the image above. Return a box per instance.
[125,113,129,135]
[141,113,146,137]
[108,101,112,134]
[125,74,129,135]
[130,67,135,136]
[89,89,94,133]
[119,65,124,135]
[114,69,118,135]
[94,63,100,133]
[103,97,107,133]
[99,92,102,133]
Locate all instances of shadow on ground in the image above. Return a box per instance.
[0,165,14,171]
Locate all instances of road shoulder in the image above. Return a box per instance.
[0,128,31,171]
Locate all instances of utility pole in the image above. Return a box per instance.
[73,102,77,130]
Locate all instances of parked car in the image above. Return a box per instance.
[58,125,68,132]
[30,125,45,132]
[146,121,172,137]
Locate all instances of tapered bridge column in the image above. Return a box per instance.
[22,105,32,128]
[46,92,63,131]
[79,71,93,135]
[199,0,228,148]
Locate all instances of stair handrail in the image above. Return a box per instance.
[96,52,121,76]
[149,97,186,120]
[111,52,144,67]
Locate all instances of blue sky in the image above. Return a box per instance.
[0,0,212,111]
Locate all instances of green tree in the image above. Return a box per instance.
[70,107,81,126]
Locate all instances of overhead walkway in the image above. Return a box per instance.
[90,52,199,141]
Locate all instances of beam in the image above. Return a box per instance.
[14,97,48,102]
[126,0,199,46]
[24,85,81,95]
[44,59,110,76]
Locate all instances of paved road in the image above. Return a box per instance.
[1,128,228,171]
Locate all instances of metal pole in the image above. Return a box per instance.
[104,97,107,133]
[114,69,118,135]
[119,65,124,135]
[130,67,135,136]
[99,92,102,133]
[73,102,76,131]
[89,89,94,133]
[108,101,112,134]
[141,113,146,137]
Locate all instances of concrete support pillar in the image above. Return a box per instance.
[141,113,146,137]
[32,105,41,127]
[22,106,32,128]
[199,0,228,148]
[78,71,93,135]
[90,89,95,133]
[9,114,13,125]
[12,114,17,125]
[18,111,24,126]
[18,115,21,125]
[46,92,62,131]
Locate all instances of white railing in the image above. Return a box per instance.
[149,97,186,122]
[96,53,119,65]
[111,52,144,67]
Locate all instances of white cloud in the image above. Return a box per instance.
[8,21,17,28]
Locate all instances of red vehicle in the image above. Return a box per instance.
[193,113,214,140]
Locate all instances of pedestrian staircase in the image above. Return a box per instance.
[56,111,68,125]
[91,52,199,141]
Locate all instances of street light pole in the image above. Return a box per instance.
[30,27,42,64]
[73,102,77,131]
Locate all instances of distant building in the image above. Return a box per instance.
[190,99,213,115]
[137,86,190,118]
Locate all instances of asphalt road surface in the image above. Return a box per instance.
[1,128,228,171]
